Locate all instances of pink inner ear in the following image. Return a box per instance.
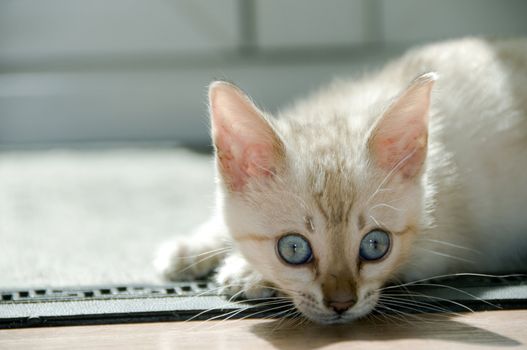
[210,82,282,192]
[370,73,435,180]
[244,144,277,178]
[373,120,428,179]
[214,123,246,191]
[215,128,275,191]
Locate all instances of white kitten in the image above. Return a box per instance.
[155,38,527,324]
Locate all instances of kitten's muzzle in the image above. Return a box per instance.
[321,272,358,314]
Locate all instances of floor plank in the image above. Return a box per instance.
[1,310,526,349]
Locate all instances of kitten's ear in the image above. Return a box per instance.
[368,72,437,180]
[209,81,284,192]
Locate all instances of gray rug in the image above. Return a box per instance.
[0,148,215,289]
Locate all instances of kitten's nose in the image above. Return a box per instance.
[326,299,356,314]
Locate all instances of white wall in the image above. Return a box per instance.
[1,0,526,147]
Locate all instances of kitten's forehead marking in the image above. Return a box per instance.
[311,168,354,228]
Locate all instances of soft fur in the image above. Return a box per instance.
[155,38,527,324]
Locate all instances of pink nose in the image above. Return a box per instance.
[326,299,356,314]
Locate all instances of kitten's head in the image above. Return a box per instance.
[209,74,436,324]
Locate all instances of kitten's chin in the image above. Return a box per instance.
[299,309,372,325]
[295,295,378,325]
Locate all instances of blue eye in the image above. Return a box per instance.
[277,234,313,265]
[359,230,390,261]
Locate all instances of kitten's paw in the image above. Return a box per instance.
[215,255,275,300]
[154,238,226,281]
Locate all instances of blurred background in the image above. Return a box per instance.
[2,0,527,147]
[1,0,526,289]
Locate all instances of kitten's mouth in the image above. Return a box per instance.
[300,310,359,325]
[324,314,351,324]
[295,293,378,324]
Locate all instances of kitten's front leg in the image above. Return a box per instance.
[154,215,229,281]
[155,215,275,300]
[215,254,276,299]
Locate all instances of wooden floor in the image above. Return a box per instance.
[1,310,526,349]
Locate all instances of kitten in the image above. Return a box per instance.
[155,38,527,324]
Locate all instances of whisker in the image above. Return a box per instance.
[398,283,500,309]
[380,272,527,291]
[252,162,287,186]
[377,301,453,324]
[366,149,417,205]
[226,287,249,303]
[181,289,256,323]
[369,215,382,227]
[260,307,298,322]
[214,302,294,326]
[169,246,231,260]
[381,292,474,313]
[374,304,421,325]
[187,299,292,331]
[178,283,239,301]
[420,238,482,254]
[378,295,462,315]
[371,306,400,326]
[273,310,303,331]
[417,247,476,264]
[367,308,396,325]
[370,203,405,212]
[181,284,291,323]
[295,314,310,328]
[173,249,230,275]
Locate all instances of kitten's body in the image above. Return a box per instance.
[316,37,527,280]
[156,38,527,323]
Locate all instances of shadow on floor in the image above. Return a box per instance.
[251,313,520,349]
